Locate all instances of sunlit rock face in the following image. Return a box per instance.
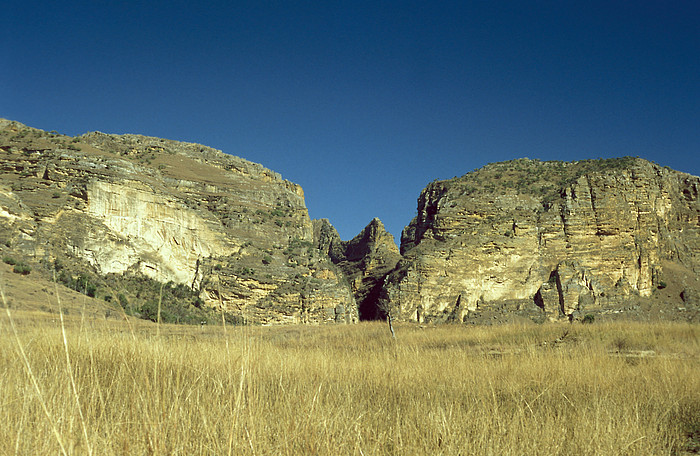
[0,119,356,324]
[84,180,232,283]
[382,158,700,322]
[2,119,698,325]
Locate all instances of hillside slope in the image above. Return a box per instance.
[0,119,355,324]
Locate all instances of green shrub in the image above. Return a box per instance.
[657,281,667,289]
[3,256,17,265]
[582,314,595,324]
[225,313,246,325]
[58,271,98,297]
[139,301,161,322]
[85,283,97,297]
[270,208,286,218]
[12,263,31,275]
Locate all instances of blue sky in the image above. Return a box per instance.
[2,1,698,241]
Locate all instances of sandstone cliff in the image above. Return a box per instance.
[0,119,355,324]
[382,158,700,323]
[3,119,698,326]
[314,218,400,319]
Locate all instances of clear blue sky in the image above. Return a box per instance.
[2,1,698,241]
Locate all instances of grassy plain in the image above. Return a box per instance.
[1,292,698,455]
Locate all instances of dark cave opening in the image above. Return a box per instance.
[357,282,387,321]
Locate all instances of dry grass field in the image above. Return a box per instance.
[1,286,698,455]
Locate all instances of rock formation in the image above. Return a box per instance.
[381,158,700,322]
[0,119,355,324]
[314,218,401,319]
[2,119,698,325]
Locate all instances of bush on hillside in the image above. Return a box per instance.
[12,262,31,275]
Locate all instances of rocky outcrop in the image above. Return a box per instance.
[0,119,356,324]
[383,158,700,322]
[314,218,401,320]
[3,119,698,325]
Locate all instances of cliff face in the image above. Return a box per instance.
[0,119,355,324]
[3,119,698,326]
[314,218,401,320]
[383,158,700,323]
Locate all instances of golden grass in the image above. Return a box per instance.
[1,297,698,455]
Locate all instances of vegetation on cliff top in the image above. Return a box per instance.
[443,157,645,200]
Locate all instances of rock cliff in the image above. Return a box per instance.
[3,119,698,326]
[382,158,700,323]
[314,218,401,320]
[0,119,355,324]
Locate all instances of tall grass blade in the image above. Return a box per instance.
[1,281,68,456]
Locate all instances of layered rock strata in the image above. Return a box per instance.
[2,119,698,325]
[0,119,356,324]
[382,158,700,322]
